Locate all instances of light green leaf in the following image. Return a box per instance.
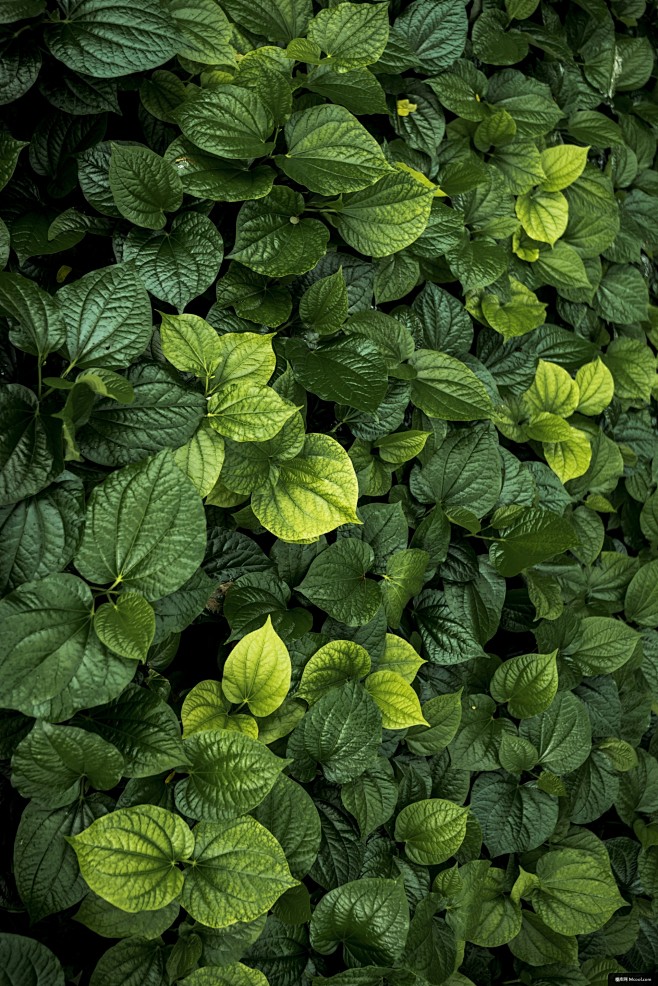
[222,616,291,717]
[175,730,288,820]
[575,358,614,415]
[124,213,223,312]
[230,186,329,277]
[490,651,558,718]
[307,2,389,68]
[159,313,223,379]
[179,816,297,928]
[174,86,275,159]
[543,427,592,483]
[409,349,493,420]
[45,0,178,78]
[12,721,123,808]
[516,189,569,245]
[277,104,390,195]
[378,634,425,682]
[182,680,259,739]
[109,144,183,230]
[251,434,360,541]
[173,421,225,498]
[75,450,206,600]
[207,384,297,442]
[364,670,427,729]
[481,278,546,340]
[334,172,433,257]
[395,798,469,866]
[298,539,380,627]
[94,592,156,662]
[297,639,371,705]
[540,144,589,192]
[67,805,194,912]
[532,848,625,935]
[310,878,409,965]
[181,966,268,986]
[524,360,579,416]
[212,331,277,390]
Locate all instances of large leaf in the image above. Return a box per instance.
[74,450,206,600]
[179,816,297,928]
[68,805,194,911]
[310,878,409,965]
[45,0,178,78]
[394,798,468,865]
[334,173,433,257]
[222,616,292,716]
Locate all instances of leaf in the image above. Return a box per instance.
[94,592,156,662]
[364,670,427,729]
[55,261,152,369]
[124,213,224,311]
[394,798,469,866]
[334,172,433,257]
[520,692,592,774]
[0,573,135,720]
[175,730,288,820]
[297,639,371,705]
[311,884,409,975]
[515,189,569,245]
[490,651,558,718]
[159,313,223,379]
[109,144,183,230]
[222,616,291,716]
[12,720,123,808]
[277,104,390,195]
[470,773,558,856]
[307,2,390,69]
[165,138,274,203]
[0,271,65,358]
[251,773,321,879]
[489,508,578,577]
[298,539,381,627]
[287,680,382,784]
[230,186,329,277]
[179,816,297,928]
[532,848,625,935]
[380,548,429,628]
[182,680,255,738]
[575,358,614,416]
[181,966,268,986]
[207,384,297,443]
[74,893,178,940]
[299,269,348,334]
[67,805,194,911]
[0,132,28,191]
[0,934,64,986]
[45,0,178,78]
[14,797,109,923]
[168,0,232,64]
[287,336,388,413]
[340,759,398,839]
[174,87,275,159]
[81,683,186,778]
[393,0,469,74]
[74,450,206,600]
[625,560,658,628]
[251,434,360,541]
[539,144,589,191]
[409,350,492,420]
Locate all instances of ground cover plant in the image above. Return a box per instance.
[1,0,658,983]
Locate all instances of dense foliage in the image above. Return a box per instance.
[1,0,658,983]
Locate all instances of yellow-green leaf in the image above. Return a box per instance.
[222,616,291,717]
[544,427,592,482]
[524,360,580,417]
[515,189,569,245]
[540,144,589,192]
[364,670,428,729]
[575,358,614,416]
